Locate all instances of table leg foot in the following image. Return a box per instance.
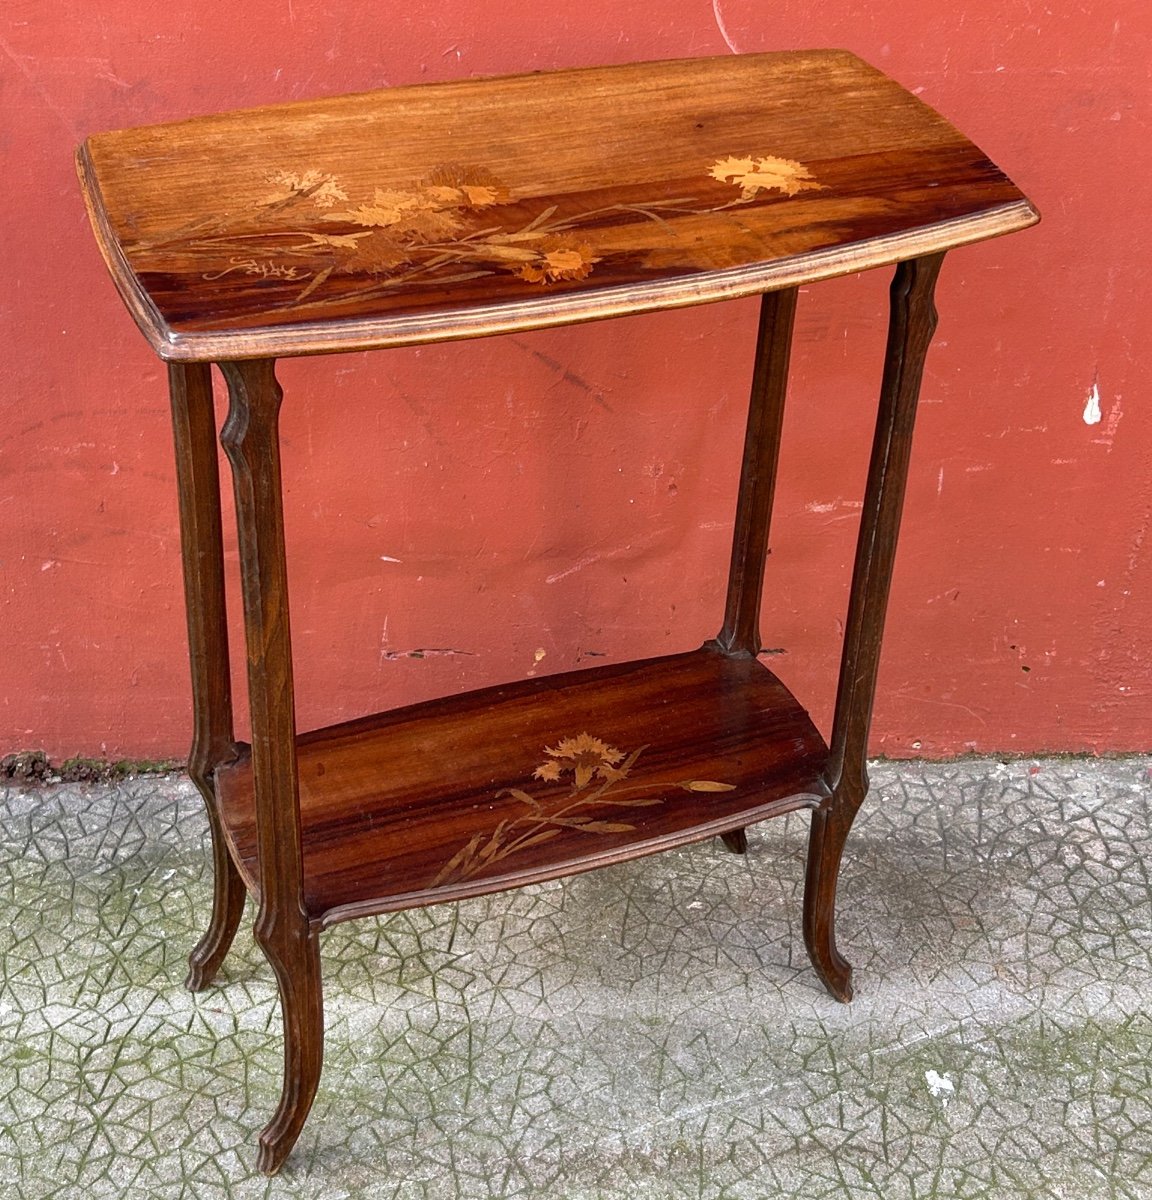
[168,361,243,993]
[720,828,748,854]
[802,802,858,1003]
[254,922,324,1176]
[805,253,945,1004]
[185,798,246,992]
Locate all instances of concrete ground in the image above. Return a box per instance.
[0,757,1149,1199]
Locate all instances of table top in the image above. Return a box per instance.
[77,51,1037,362]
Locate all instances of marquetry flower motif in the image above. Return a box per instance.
[516,238,600,284]
[533,733,626,787]
[430,734,736,888]
[708,154,822,200]
[314,164,508,242]
[247,165,611,298]
[178,150,821,307]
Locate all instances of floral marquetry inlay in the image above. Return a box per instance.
[81,50,1038,358]
[127,154,825,310]
[707,155,824,200]
[430,734,736,889]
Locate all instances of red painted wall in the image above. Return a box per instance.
[2,2,1148,759]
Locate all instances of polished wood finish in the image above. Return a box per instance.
[716,288,797,657]
[77,52,1036,361]
[166,362,244,991]
[804,254,945,1002]
[712,286,798,853]
[218,360,322,1173]
[213,648,827,927]
[78,53,1037,1174]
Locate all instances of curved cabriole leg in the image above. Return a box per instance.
[803,253,945,1003]
[186,785,247,992]
[254,923,324,1175]
[220,359,323,1175]
[168,362,245,991]
[803,802,860,1002]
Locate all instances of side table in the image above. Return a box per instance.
[77,51,1037,1173]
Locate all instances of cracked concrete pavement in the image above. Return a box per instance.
[0,757,1149,1198]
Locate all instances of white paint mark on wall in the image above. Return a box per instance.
[937,467,945,497]
[379,555,403,563]
[925,1069,955,1104]
[711,0,742,54]
[1083,377,1102,425]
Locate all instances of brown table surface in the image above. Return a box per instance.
[77,51,1036,361]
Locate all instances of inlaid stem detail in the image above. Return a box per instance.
[431,733,735,888]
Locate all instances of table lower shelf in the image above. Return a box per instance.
[214,645,829,927]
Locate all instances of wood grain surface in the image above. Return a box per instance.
[213,647,828,926]
[77,52,1037,360]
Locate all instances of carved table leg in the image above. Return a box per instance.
[804,253,946,1002]
[220,359,323,1175]
[168,362,245,992]
[712,288,798,853]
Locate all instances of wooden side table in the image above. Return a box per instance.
[77,52,1037,1173]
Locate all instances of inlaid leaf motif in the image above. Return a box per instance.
[681,780,738,793]
[517,241,600,284]
[264,169,348,208]
[430,832,485,888]
[334,232,415,276]
[424,163,509,208]
[471,244,545,264]
[708,154,822,200]
[331,189,420,228]
[297,232,372,250]
[509,828,562,852]
[329,189,466,239]
[294,265,333,303]
[462,184,501,206]
[505,787,542,810]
